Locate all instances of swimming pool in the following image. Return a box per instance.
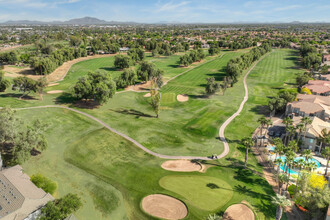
[278,156,321,175]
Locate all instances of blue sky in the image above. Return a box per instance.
[0,0,329,23]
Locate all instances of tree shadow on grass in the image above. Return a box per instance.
[206,72,227,81]
[99,67,119,72]
[168,64,180,68]
[249,105,269,115]
[109,108,154,118]
[55,92,76,104]
[0,93,36,100]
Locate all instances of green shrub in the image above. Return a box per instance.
[31,174,57,195]
[288,184,298,196]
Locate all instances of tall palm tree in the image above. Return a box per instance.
[283,117,293,145]
[271,194,291,220]
[285,152,295,190]
[286,126,296,145]
[264,118,273,146]
[301,149,312,162]
[258,116,267,146]
[321,147,330,177]
[273,138,285,160]
[318,128,330,153]
[288,140,298,153]
[283,117,293,128]
[296,123,304,142]
[277,173,289,195]
[301,116,312,141]
[242,137,254,169]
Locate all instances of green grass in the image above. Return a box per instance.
[18,107,277,220]
[2,48,303,219]
[160,92,176,105]
[159,175,233,211]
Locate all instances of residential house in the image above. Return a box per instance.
[320,74,330,81]
[285,94,330,121]
[296,116,330,152]
[303,80,330,96]
[0,165,54,220]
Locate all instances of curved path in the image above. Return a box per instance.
[9,53,270,160]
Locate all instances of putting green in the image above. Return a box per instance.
[161,92,177,105]
[159,175,233,211]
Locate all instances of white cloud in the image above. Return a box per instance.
[274,5,301,11]
[157,1,191,12]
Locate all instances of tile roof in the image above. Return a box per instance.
[0,165,54,220]
[289,94,330,115]
[304,80,330,94]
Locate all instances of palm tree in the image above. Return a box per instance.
[258,116,267,147]
[271,194,291,220]
[283,117,293,128]
[242,137,254,169]
[288,140,298,153]
[285,125,296,146]
[278,173,289,195]
[274,158,284,186]
[301,116,312,141]
[285,152,295,191]
[296,123,304,142]
[318,128,330,153]
[273,138,284,160]
[301,149,312,162]
[321,147,330,177]
[283,117,293,145]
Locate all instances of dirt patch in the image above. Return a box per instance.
[3,66,39,79]
[3,54,121,83]
[161,160,202,172]
[47,90,63,94]
[126,81,152,92]
[177,94,189,102]
[142,194,187,220]
[144,93,151,97]
[223,203,254,220]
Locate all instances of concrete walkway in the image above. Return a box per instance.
[10,53,270,161]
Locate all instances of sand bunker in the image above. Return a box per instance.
[142,194,187,220]
[144,93,151,97]
[161,160,202,172]
[47,90,63,94]
[48,83,59,87]
[177,94,189,102]
[223,203,254,220]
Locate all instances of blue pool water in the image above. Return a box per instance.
[268,146,276,151]
[278,156,321,175]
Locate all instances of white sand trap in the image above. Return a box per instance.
[161,160,202,172]
[48,83,59,87]
[177,94,189,102]
[47,90,63,94]
[142,194,187,220]
[144,93,151,97]
[223,203,255,220]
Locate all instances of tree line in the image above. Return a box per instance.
[179,49,206,67]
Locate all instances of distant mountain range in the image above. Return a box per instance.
[1,16,138,25]
[0,17,328,25]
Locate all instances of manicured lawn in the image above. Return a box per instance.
[159,175,233,211]
[18,108,276,220]
[223,49,304,172]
